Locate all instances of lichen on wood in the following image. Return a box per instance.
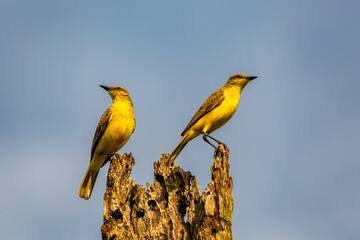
[101,144,233,240]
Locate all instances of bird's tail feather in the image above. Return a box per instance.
[169,134,189,165]
[78,162,99,200]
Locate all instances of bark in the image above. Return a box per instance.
[101,144,233,240]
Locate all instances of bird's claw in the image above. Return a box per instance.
[101,152,120,162]
[213,143,229,158]
[220,143,229,151]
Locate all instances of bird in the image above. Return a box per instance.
[79,85,135,200]
[168,73,257,165]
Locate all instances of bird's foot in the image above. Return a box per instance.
[101,152,120,162]
[220,142,229,151]
[167,156,175,167]
[213,143,229,158]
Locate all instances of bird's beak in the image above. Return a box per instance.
[247,76,258,81]
[99,85,110,91]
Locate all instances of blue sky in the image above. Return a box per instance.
[1,1,359,239]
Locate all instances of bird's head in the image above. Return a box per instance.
[226,74,257,89]
[99,85,131,102]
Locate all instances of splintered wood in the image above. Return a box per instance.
[102,145,233,240]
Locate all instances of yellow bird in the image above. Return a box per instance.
[79,85,135,200]
[168,73,257,165]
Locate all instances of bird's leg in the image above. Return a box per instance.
[205,134,222,145]
[203,133,217,149]
[101,152,115,156]
[208,134,228,151]
[100,152,119,162]
[203,133,228,148]
[203,133,229,158]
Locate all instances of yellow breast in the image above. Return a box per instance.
[205,88,240,133]
[97,101,135,154]
[189,86,241,135]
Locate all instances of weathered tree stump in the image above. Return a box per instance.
[101,145,233,240]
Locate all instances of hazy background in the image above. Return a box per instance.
[1,1,359,239]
